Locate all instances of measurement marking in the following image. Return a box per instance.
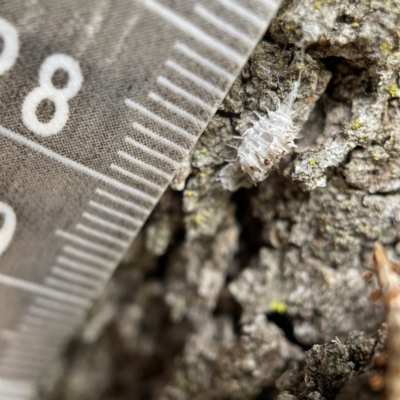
[5,348,51,362]
[56,230,121,258]
[18,322,70,336]
[35,296,87,315]
[143,0,243,63]
[23,314,73,329]
[96,188,150,215]
[110,164,164,192]
[18,326,66,341]
[9,327,62,351]
[44,277,97,298]
[194,4,253,46]
[4,349,48,363]
[1,356,49,372]
[89,201,142,225]
[125,99,196,142]
[0,364,39,378]
[51,266,101,288]
[148,91,204,125]
[56,256,109,279]
[6,338,56,355]
[131,122,186,154]
[165,59,225,97]
[174,42,234,80]
[0,356,48,371]
[217,0,265,29]
[5,330,63,348]
[63,246,114,269]
[0,125,147,201]
[0,273,90,307]
[123,136,178,169]
[5,340,56,356]
[0,360,45,374]
[157,76,213,112]
[1,351,49,367]
[82,213,136,237]
[0,378,34,396]
[118,150,172,180]
[28,305,81,325]
[4,349,51,363]
[1,329,44,343]
[0,355,46,369]
[76,224,128,248]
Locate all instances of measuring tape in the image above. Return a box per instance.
[0,0,280,397]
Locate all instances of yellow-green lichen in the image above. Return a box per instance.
[352,118,360,130]
[386,83,398,97]
[269,300,287,314]
[380,41,392,57]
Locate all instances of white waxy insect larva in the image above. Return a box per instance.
[219,80,302,191]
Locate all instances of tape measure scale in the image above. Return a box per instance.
[0,0,281,398]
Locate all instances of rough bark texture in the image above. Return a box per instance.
[38,0,400,399]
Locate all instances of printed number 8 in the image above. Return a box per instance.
[0,17,83,137]
[22,54,83,137]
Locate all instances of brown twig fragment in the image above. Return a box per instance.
[373,242,400,400]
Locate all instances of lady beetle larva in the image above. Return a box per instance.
[220,80,302,191]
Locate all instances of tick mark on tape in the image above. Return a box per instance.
[0,273,90,306]
[117,151,172,180]
[194,4,253,46]
[217,0,265,29]
[95,188,151,215]
[56,255,109,279]
[4,347,51,362]
[82,213,137,237]
[173,42,234,81]
[50,266,101,288]
[55,230,121,258]
[44,277,97,298]
[29,304,82,323]
[34,296,88,316]
[62,246,114,269]
[125,98,196,142]
[165,59,225,97]
[0,355,46,369]
[129,123,186,155]
[88,201,142,226]
[143,0,243,64]
[156,76,213,112]
[148,91,204,125]
[76,223,129,247]
[0,363,38,378]
[110,164,165,192]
